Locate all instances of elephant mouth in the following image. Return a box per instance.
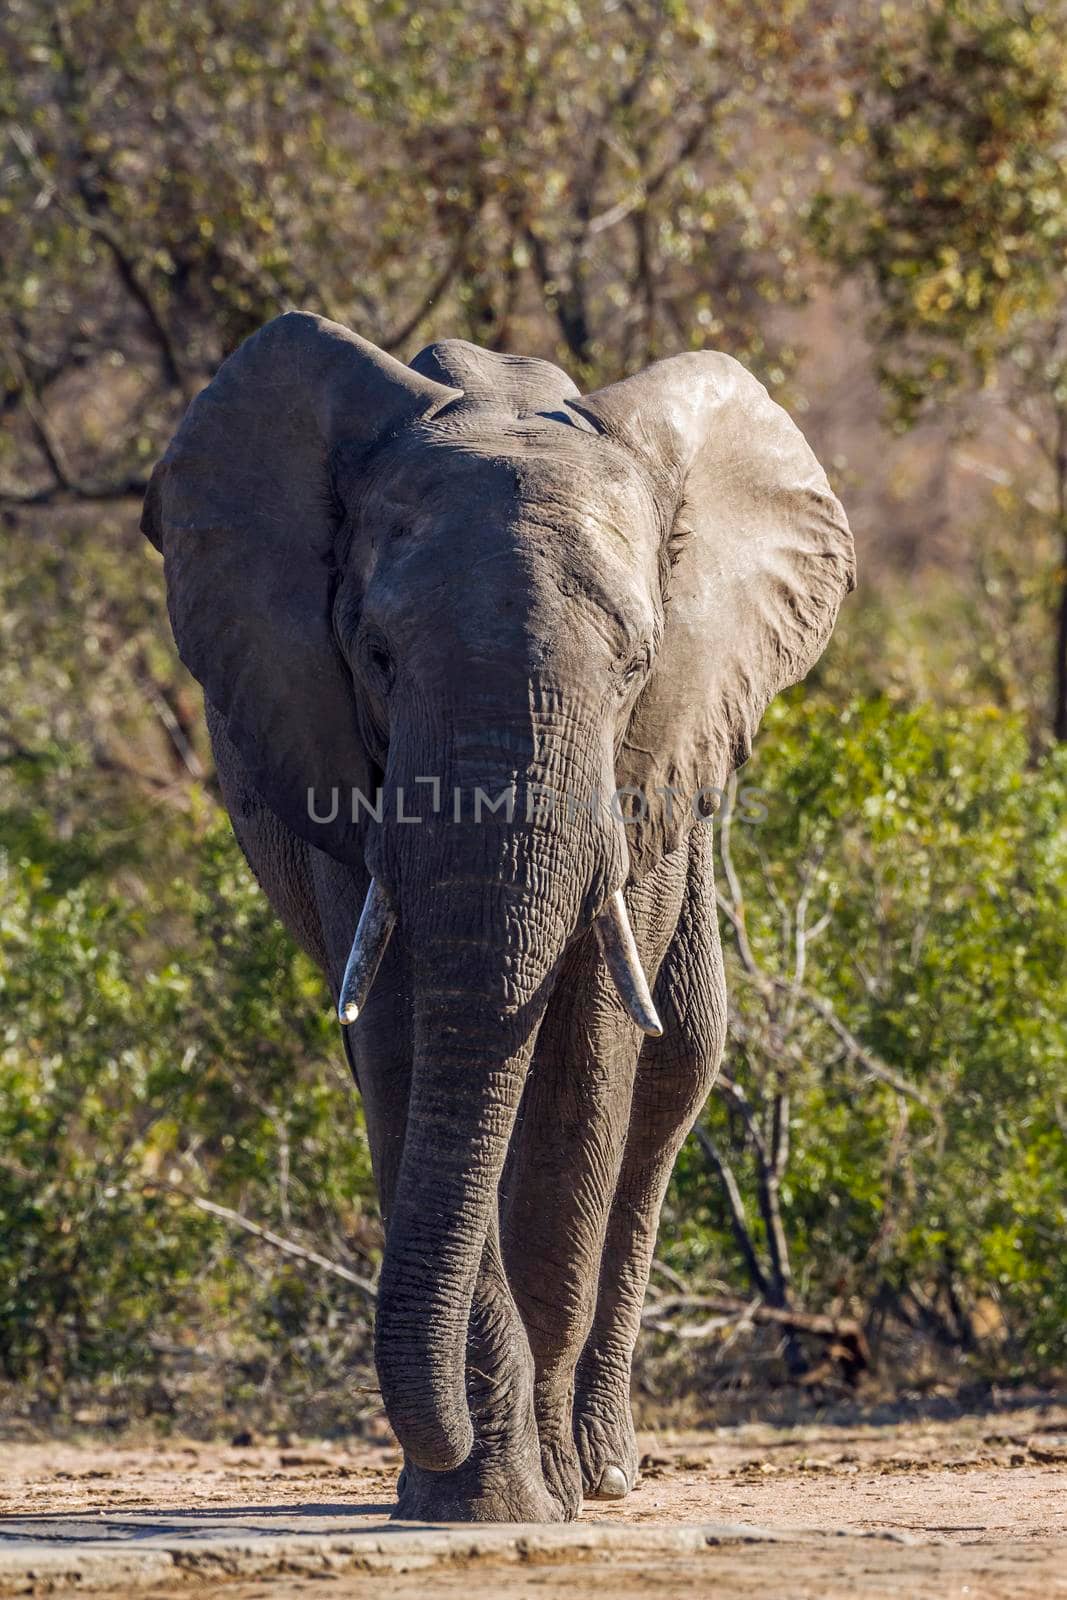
[337,877,661,1036]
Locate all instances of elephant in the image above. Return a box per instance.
[142,312,854,1523]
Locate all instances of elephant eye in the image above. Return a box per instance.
[360,631,395,693]
[618,647,651,692]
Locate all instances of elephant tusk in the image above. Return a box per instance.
[594,890,663,1037]
[338,878,396,1025]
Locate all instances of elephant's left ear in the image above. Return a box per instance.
[570,352,855,877]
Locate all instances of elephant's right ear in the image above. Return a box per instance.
[141,312,458,862]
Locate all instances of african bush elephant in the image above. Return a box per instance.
[143,312,854,1523]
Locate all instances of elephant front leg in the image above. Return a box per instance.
[499,966,633,1516]
[501,857,689,1516]
[500,951,638,1520]
[574,829,726,1499]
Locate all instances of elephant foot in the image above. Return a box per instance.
[532,1379,583,1519]
[535,1426,583,1520]
[394,1453,565,1523]
[574,1389,640,1501]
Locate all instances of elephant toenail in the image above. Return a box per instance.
[596,1464,630,1499]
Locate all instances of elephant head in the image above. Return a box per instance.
[143,312,854,1473]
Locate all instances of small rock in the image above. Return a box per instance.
[1027,1435,1067,1463]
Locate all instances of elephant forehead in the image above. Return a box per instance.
[347,422,663,654]
[354,420,661,541]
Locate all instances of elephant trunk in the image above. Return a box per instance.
[374,901,565,1469]
[371,716,621,1471]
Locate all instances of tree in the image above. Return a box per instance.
[1,0,818,502]
[810,0,1067,738]
[0,0,827,811]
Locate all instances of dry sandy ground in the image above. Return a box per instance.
[0,1403,1064,1598]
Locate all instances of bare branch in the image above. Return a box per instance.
[642,1292,759,1339]
[693,1124,769,1297]
[716,775,763,979]
[0,336,150,504]
[641,86,733,200]
[148,1183,378,1301]
[770,976,936,1111]
[10,124,190,398]
[649,1257,689,1294]
[0,476,150,508]
[381,235,472,352]
[716,1070,768,1164]
[755,1126,794,1310]
[132,649,206,781]
[572,5,662,232]
[641,1290,871,1380]
[771,1091,791,1185]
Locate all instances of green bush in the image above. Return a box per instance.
[0,780,377,1391]
[665,696,1067,1373]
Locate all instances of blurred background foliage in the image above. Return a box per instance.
[1,0,1065,1424]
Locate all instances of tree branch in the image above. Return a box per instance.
[641,1290,871,1381]
[693,1124,769,1297]
[148,1183,378,1301]
[770,976,936,1111]
[381,235,471,352]
[10,123,191,398]
[0,335,150,505]
[716,775,763,979]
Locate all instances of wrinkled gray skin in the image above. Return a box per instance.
[144,313,854,1523]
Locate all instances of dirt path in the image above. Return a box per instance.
[0,1403,1063,1597]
